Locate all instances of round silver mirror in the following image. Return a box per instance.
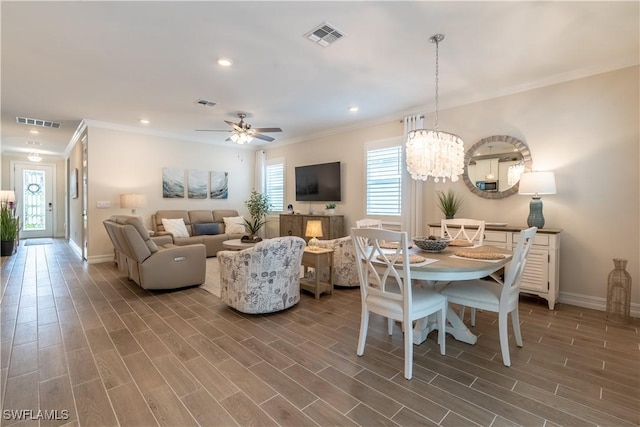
[462,135,532,199]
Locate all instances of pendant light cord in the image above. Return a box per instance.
[430,34,444,130]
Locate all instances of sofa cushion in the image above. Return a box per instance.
[193,222,222,236]
[162,218,189,238]
[213,210,240,222]
[189,210,215,224]
[223,216,246,234]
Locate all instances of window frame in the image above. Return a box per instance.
[265,158,285,213]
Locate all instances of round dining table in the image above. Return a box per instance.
[395,244,513,345]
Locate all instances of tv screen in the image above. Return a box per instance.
[295,162,342,202]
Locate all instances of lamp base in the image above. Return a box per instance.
[308,237,319,248]
[527,197,545,229]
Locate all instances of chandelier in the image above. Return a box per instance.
[406,34,464,182]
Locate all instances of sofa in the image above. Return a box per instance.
[218,236,306,314]
[103,215,206,290]
[151,209,245,257]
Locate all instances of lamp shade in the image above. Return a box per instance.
[305,220,323,238]
[120,194,147,211]
[0,190,16,203]
[518,171,556,196]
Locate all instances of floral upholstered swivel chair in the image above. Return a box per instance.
[315,236,360,287]
[218,236,306,314]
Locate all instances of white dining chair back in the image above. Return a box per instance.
[355,218,383,229]
[439,226,537,366]
[351,227,447,379]
[441,218,486,245]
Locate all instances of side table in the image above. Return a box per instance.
[300,247,334,299]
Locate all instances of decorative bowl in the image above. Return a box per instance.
[413,236,450,252]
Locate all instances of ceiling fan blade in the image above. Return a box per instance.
[224,120,243,132]
[251,127,282,133]
[195,129,231,132]
[253,133,275,142]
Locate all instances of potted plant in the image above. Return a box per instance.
[244,190,272,236]
[436,189,463,219]
[1,201,18,256]
[325,203,336,215]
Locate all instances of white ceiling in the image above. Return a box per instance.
[2,1,638,158]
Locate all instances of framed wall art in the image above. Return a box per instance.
[162,167,185,198]
[210,171,228,199]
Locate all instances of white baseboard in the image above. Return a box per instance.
[559,291,640,318]
[88,255,114,264]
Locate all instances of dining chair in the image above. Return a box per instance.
[440,218,487,321]
[439,226,537,366]
[355,218,383,229]
[440,218,486,244]
[351,227,447,379]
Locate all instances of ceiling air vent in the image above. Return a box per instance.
[305,22,345,47]
[16,117,61,128]
[197,99,216,107]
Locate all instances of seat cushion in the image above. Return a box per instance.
[162,218,190,238]
[440,279,502,310]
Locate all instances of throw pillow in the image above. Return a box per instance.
[193,222,222,236]
[161,218,189,238]
[223,216,246,234]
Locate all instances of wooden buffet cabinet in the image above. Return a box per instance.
[429,223,562,310]
[279,214,345,242]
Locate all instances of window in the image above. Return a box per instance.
[366,144,402,216]
[265,161,284,212]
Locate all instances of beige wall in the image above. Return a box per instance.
[74,125,255,262]
[264,66,640,310]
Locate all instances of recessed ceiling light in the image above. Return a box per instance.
[139,119,150,125]
[29,130,39,134]
[348,106,359,112]
[217,58,232,67]
[25,141,42,146]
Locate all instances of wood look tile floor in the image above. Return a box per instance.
[1,239,638,427]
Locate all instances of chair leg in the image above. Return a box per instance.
[388,317,394,335]
[357,309,369,356]
[498,310,511,366]
[459,306,465,321]
[438,305,446,355]
[470,308,476,326]
[404,315,413,380]
[511,308,523,347]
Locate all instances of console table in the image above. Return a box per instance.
[279,214,344,242]
[428,223,562,310]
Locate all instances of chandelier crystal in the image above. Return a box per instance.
[406,34,464,183]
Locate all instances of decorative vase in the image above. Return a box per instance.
[606,258,632,324]
[326,209,335,215]
[1,240,15,256]
[446,215,454,219]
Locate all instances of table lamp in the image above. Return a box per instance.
[518,171,556,229]
[120,193,147,215]
[305,220,323,248]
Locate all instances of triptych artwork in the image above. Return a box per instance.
[162,167,228,199]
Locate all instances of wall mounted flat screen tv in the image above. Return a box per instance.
[295,161,342,202]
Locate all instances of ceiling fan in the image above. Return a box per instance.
[196,113,282,144]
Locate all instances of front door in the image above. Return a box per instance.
[13,162,55,239]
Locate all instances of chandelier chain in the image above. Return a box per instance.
[434,36,440,129]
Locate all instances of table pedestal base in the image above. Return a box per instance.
[413,307,478,345]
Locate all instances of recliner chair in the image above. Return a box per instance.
[103,215,206,290]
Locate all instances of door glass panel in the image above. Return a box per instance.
[22,169,46,231]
